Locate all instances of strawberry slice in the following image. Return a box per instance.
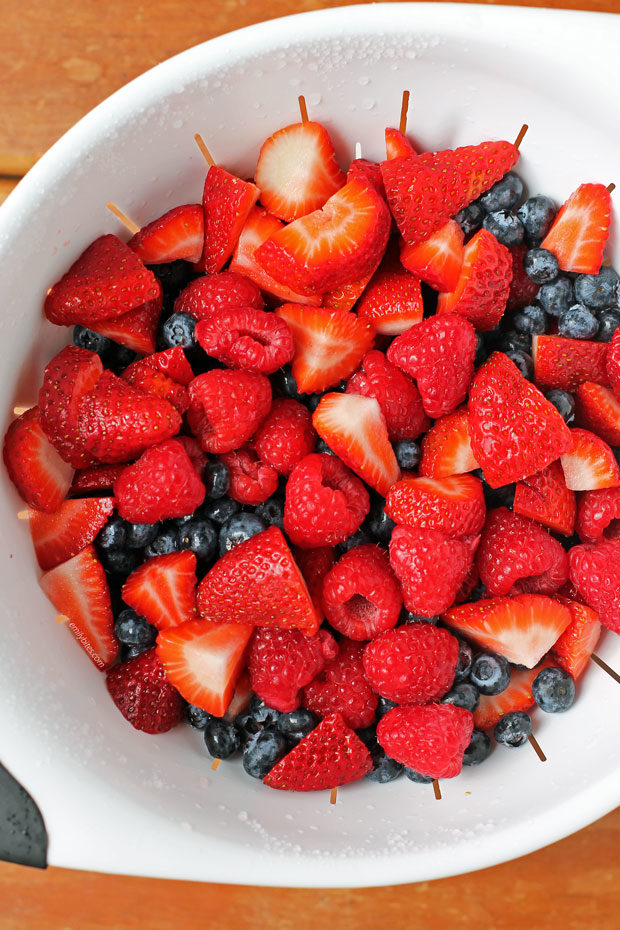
[106,649,184,734]
[91,294,162,355]
[551,599,601,679]
[419,407,479,478]
[575,382,620,446]
[346,158,386,199]
[473,664,550,730]
[322,269,376,313]
[607,329,620,398]
[255,120,345,222]
[122,550,198,631]
[201,166,259,274]
[128,204,204,264]
[264,712,372,791]
[532,335,609,392]
[443,593,572,668]
[312,392,400,496]
[141,346,194,385]
[400,220,464,293]
[276,304,374,394]
[71,463,126,496]
[122,358,189,414]
[385,474,486,538]
[39,545,117,670]
[3,407,74,512]
[44,234,161,326]
[29,496,114,570]
[223,670,253,722]
[560,428,620,491]
[385,127,417,160]
[513,460,576,537]
[436,228,512,331]
[255,177,391,297]
[541,183,611,274]
[356,267,423,335]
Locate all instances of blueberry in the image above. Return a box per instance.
[558,304,599,340]
[125,522,159,549]
[538,277,574,317]
[454,201,485,235]
[474,332,488,367]
[517,196,557,244]
[504,349,534,380]
[470,653,511,695]
[454,638,473,682]
[179,516,218,561]
[203,498,240,525]
[463,729,492,766]
[144,526,181,558]
[101,548,140,574]
[494,710,533,747]
[376,697,398,719]
[338,528,371,553]
[315,438,335,455]
[203,718,241,759]
[400,609,439,625]
[276,708,319,744]
[96,513,127,550]
[468,582,488,602]
[482,211,525,247]
[479,172,524,212]
[72,325,112,357]
[513,304,548,336]
[255,494,285,530]
[106,343,137,375]
[355,725,378,749]
[114,608,157,646]
[219,513,267,556]
[442,682,479,712]
[272,366,302,400]
[545,389,575,424]
[159,312,196,350]
[394,440,421,470]
[148,260,194,297]
[203,461,230,500]
[497,330,531,355]
[366,746,404,783]
[596,308,620,343]
[121,642,152,661]
[574,267,620,310]
[364,497,396,546]
[249,696,281,727]
[186,704,212,730]
[482,481,515,510]
[242,727,289,778]
[404,767,433,784]
[234,712,262,746]
[523,248,559,285]
[304,393,323,413]
[532,666,576,712]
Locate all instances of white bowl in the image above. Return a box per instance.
[1,2,620,887]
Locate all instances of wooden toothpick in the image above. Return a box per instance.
[399,90,410,135]
[591,653,620,686]
[330,787,338,805]
[106,202,140,235]
[194,133,216,167]
[13,406,30,416]
[528,733,546,762]
[607,183,616,194]
[211,757,221,771]
[432,779,442,800]
[514,124,528,151]
[16,510,30,520]
[298,95,309,125]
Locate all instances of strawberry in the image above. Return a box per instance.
[29,496,114,570]
[157,619,252,716]
[113,439,205,523]
[473,664,547,730]
[223,670,253,722]
[248,626,338,713]
[122,550,198,631]
[419,407,479,479]
[607,329,620,398]
[263,712,372,791]
[186,369,271,454]
[560,428,620,491]
[385,127,417,160]
[468,351,572,487]
[121,359,189,414]
[197,526,320,635]
[385,474,486,538]
[137,346,194,386]
[513,460,576,537]
[71,463,126,495]
[377,704,473,779]
[39,545,117,670]
[436,228,512,331]
[128,204,204,264]
[322,545,402,641]
[44,234,161,326]
[77,370,182,464]
[293,546,335,621]
[506,242,540,310]
[576,487,620,543]
[345,350,428,441]
[312,392,400,496]
[575,381,620,446]
[363,624,459,704]
[400,220,465,293]
[276,304,374,394]
[174,271,264,323]
[541,183,611,274]
[443,593,572,668]
[346,158,386,199]
[389,524,476,615]
[569,538,620,633]
[3,407,74,512]
[254,120,345,222]
[322,269,377,313]
[381,141,518,245]
[551,599,601,679]
[532,335,609,392]
[355,267,424,335]
[302,638,378,729]
[89,295,162,355]
[200,166,259,274]
[255,178,391,297]
[106,648,184,734]
[195,306,294,375]
[219,445,279,505]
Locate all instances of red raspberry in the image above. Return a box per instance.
[302,639,378,729]
[175,435,208,478]
[362,624,459,704]
[174,271,264,321]
[113,439,206,523]
[506,242,540,310]
[346,349,429,441]
[293,546,335,620]
[322,544,402,640]
[477,507,569,596]
[105,648,184,734]
[569,538,620,633]
[248,626,338,712]
[389,524,475,615]
[187,369,271,454]
[219,445,279,505]
[385,474,486,538]
[387,314,477,418]
[283,453,370,549]
[608,329,620,397]
[376,704,474,779]
[576,487,620,543]
[254,398,316,475]
[195,306,294,375]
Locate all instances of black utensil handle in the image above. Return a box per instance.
[0,761,47,868]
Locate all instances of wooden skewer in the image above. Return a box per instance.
[354,141,362,160]
[330,786,338,805]
[528,733,546,762]
[607,183,616,194]
[13,405,30,416]
[56,614,69,624]
[211,757,221,771]
[194,133,216,167]
[17,510,30,520]
[432,779,442,800]
[106,202,139,235]
[298,95,309,125]
[591,653,620,685]
[399,90,410,135]
[514,124,528,151]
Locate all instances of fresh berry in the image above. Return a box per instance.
[436,229,512,331]
[532,334,609,393]
[400,219,464,292]
[513,304,547,336]
[70,462,126,495]
[303,638,378,729]
[385,127,417,160]
[558,304,599,340]
[363,623,458,704]
[560,427,620,490]
[346,350,428,442]
[29,496,114,570]
[322,267,379,313]
[442,681,480,712]
[355,267,424,335]
[178,515,218,562]
[532,666,576,713]
[72,325,112,357]
[158,311,196,352]
[248,626,338,713]
[551,599,601,678]
[419,407,479,479]
[94,296,162,355]
[187,369,271,454]
[454,201,485,236]
[377,704,473,779]
[292,547,335,624]
[523,247,559,284]
[121,358,189,414]
[575,381,620,446]
[113,439,205,523]
[513,460,576,537]
[482,210,524,247]
[366,747,404,783]
[569,537,620,633]
[469,652,511,695]
[254,493,285,530]
[243,728,289,777]
[576,486,620,543]
[385,474,486,538]
[105,648,183,733]
[473,664,546,729]
[608,329,620,394]
[219,446,279,505]
[174,271,264,322]
[200,166,259,274]
[494,711,532,747]
[393,440,421,469]
[3,406,75,512]
[121,550,197,631]
[389,524,475,615]
[479,171,524,212]
[346,158,386,198]
[538,276,574,318]
[223,670,253,722]
[206,497,240,527]
[517,195,557,244]
[546,388,576,424]
[254,398,316,475]
[541,183,612,274]
[144,526,181,559]
[142,348,195,388]
[195,306,294,375]
[575,266,619,309]
[186,704,211,729]
[321,544,402,640]
[114,608,157,647]
[204,717,241,759]
[128,204,204,264]
[218,512,266,556]
[463,729,492,765]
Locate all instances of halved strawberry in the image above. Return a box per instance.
[157,619,252,717]
[400,220,464,293]
[356,267,423,335]
[140,346,194,386]
[29,496,114,570]
[201,166,259,274]
[122,550,198,631]
[473,664,549,730]
[551,599,601,679]
[276,304,374,394]
[128,204,204,264]
[312,392,400,496]
[91,294,162,355]
[346,158,386,199]
[385,474,486,538]
[560,428,620,491]
[506,242,540,310]
[608,330,620,398]
[322,269,376,313]
[255,120,345,222]
[3,407,74,512]
[122,358,189,414]
[71,463,126,496]
[385,127,417,160]
[532,335,609,392]
[575,382,620,446]
[223,669,253,722]
[255,177,391,297]
[419,407,479,478]
[39,545,117,670]
[541,183,611,274]
[437,228,512,331]
[513,460,576,537]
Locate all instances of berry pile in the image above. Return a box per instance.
[4,105,619,795]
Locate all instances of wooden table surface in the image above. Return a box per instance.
[2,0,620,926]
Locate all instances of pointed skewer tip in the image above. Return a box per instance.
[399,90,410,135]
[528,733,547,762]
[106,202,140,235]
[514,124,528,151]
[591,653,620,685]
[330,787,338,805]
[211,757,221,771]
[432,779,442,800]
[194,133,215,167]
[298,95,309,125]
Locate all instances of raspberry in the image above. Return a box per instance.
[254,398,316,475]
[248,626,338,712]
[576,487,620,543]
[283,453,370,549]
[187,369,271,454]
[389,524,475,615]
[175,435,208,478]
[174,271,264,321]
[362,624,459,704]
[385,474,486,538]
[569,538,620,633]
[506,242,540,310]
[607,329,620,397]
[376,704,474,779]
[105,648,184,734]
[477,507,569,596]
[113,439,206,523]
[219,445,279,505]
[346,349,428,441]
[387,314,477,418]
[293,546,335,620]
[302,639,378,729]
[321,544,402,640]
[195,306,294,375]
